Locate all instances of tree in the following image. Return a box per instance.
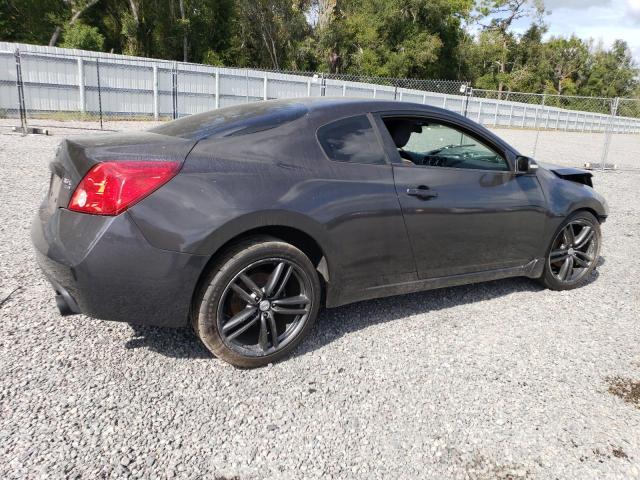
[467,28,512,90]
[544,36,588,95]
[581,40,637,97]
[60,21,105,50]
[231,0,312,70]
[475,0,545,94]
[49,0,100,47]
[0,0,66,45]
[316,0,473,78]
[0,0,637,96]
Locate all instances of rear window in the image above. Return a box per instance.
[317,115,386,165]
[150,100,308,140]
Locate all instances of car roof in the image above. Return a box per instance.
[149,96,511,152]
[288,96,448,114]
[150,96,452,141]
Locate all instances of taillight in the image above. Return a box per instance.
[68,161,180,215]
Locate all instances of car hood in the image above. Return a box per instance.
[537,162,591,176]
[538,162,594,188]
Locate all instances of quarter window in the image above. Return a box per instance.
[317,115,386,165]
[382,118,509,171]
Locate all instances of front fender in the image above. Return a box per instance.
[536,168,608,249]
[537,168,608,219]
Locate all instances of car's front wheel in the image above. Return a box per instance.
[193,236,321,368]
[539,211,601,290]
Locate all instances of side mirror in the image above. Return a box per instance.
[516,156,539,175]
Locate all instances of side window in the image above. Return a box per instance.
[382,118,509,171]
[317,115,386,165]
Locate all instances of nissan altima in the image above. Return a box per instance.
[32,98,608,367]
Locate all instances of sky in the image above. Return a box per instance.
[512,0,640,61]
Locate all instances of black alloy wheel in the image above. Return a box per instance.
[540,211,601,290]
[194,236,321,368]
[217,258,312,356]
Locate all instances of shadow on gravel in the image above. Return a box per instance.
[125,324,211,359]
[120,258,605,362]
[294,262,603,359]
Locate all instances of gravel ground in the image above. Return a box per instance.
[1,125,640,479]
[493,128,640,171]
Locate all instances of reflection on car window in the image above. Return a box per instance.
[150,100,308,140]
[317,115,386,165]
[383,118,509,171]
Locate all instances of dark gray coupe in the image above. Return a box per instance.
[33,98,608,367]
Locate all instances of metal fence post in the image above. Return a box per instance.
[320,73,326,97]
[263,73,268,100]
[76,57,86,113]
[462,87,472,118]
[245,69,249,103]
[14,49,27,134]
[531,94,545,158]
[215,69,220,109]
[152,65,159,120]
[95,57,103,129]
[172,62,178,119]
[77,57,85,115]
[600,97,619,171]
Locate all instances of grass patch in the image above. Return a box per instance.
[26,112,168,122]
[607,376,640,408]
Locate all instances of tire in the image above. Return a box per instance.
[192,236,321,368]
[538,210,601,291]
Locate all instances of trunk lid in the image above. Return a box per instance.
[46,131,197,211]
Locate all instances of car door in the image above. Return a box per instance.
[374,112,548,280]
[313,113,416,293]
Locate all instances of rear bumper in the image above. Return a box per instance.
[31,205,209,327]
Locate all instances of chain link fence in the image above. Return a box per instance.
[608,98,640,171]
[0,46,467,130]
[0,45,470,125]
[461,89,640,171]
[1,42,639,171]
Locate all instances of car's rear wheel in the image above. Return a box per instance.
[193,236,321,368]
[539,211,601,290]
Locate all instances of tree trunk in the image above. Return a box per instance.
[129,0,139,24]
[498,37,507,99]
[178,0,188,62]
[48,0,100,47]
[49,27,62,46]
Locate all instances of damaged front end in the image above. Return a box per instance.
[540,163,594,188]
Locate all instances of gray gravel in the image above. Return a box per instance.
[1,124,639,479]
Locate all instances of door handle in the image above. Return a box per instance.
[406,185,438,200]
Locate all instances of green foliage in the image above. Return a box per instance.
[0,0,66,44]
[60,22,105,51]
[0,0,637,98]
[230,0,312,69]
[315,0,473,78]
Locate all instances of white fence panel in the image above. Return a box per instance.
[0,42,639,134]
